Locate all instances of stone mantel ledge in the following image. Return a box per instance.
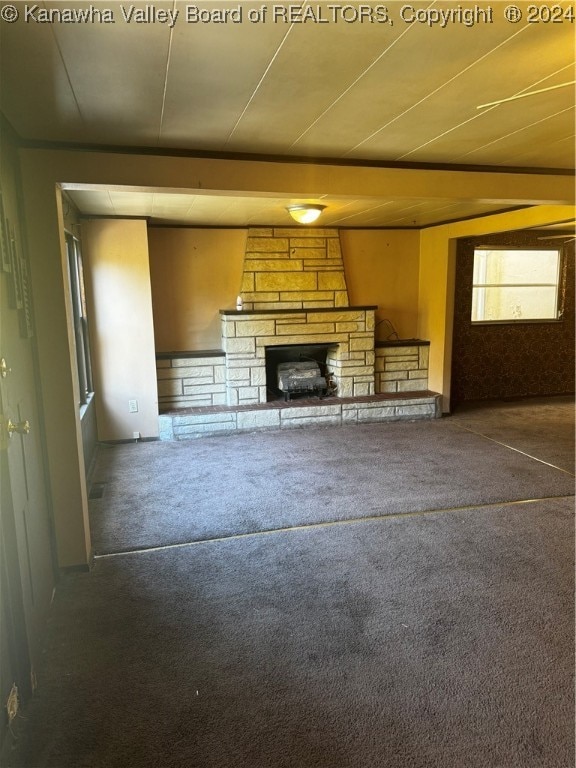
[220,306,377,316]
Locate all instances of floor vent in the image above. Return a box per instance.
[89,483,106,499]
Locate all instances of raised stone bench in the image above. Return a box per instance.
[156,350,226,410]
[374,340,430,394]
[158,391,442,440]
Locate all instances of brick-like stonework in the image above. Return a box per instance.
[240,228,349,311]
[156,354,226,410]
[158,393,442,440]
[375,344,430,394]
[155,227,433,419]
[221,307,376,405]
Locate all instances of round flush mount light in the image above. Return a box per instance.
[286,204,326,225]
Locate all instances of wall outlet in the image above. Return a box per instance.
[128,399,138,413]
[6,684,18,723]
[133,431,141,440]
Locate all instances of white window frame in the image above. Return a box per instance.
[471,247,563,325]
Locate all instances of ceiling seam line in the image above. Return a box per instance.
[344,22,531,156]
[288,0,435,150]
[458,105,575,162]
[44,2,86,128]
[224,4,305,146]
[395,63,576,162]
[157,0,177,144]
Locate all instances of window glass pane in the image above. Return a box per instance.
[472,248,561,322]
[472,286,558,322]
[474,249,559,285]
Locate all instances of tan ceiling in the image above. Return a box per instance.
[1,0,575,226]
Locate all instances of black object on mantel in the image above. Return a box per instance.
[220,305,378,315]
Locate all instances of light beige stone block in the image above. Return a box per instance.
[182,366,215,379]
[227,368,250,381]
[312,311,363,323]
[337,379,353,397]
[398,379,427,392]
[302,259,343,269]
[409,370,428,379]
[350,336,374,352]
[250,366,266,386]
[276,322,335,336]
[241,273,255,292]
[380,382,399,393]
[244,259,303,272]
[157,379,183,397]
[381,346,419,357]
[241,292,279,303]
[246,237,289,252]
[395,403,435,417]
[318,272,347,291]
[235,320,276,337]
[354,382,371,396]
[381,371,408,380]
[237,410,280,431]
[157,366,200,379]
[280,404,340,419]
[183,383,226,395]
[419,346,430,369]
[256,272,317,292]
[326,238,343,259]
[248,228,273,237]
[238,386,259,402]
[386,361,419,371]
[291,248,326,261]
[257,334,340,347]
[171,356,222,367]
[182,377,213,388]
[279,291,332,302]
[254,302,302,311]
[335,291,349,307]
[357,405,396,421]
[224,337,256,355]
[289,238,326,248]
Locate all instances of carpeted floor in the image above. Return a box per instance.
[6,397,575,768]
[89,407,574,554]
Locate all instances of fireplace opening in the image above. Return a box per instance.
[265,344,336,402]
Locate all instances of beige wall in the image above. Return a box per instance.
[341,230,420,339]
[82,219,159,441]
[148,228,246,351]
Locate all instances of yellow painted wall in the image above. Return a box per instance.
[82,219,159,441]
[340,230,420,340]
[14,143,574,564]
[418,205,576,411]
[148,228,246,351]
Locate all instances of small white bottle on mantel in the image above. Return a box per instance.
[236,295,243,311]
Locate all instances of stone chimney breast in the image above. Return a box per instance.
[240,227,349,311]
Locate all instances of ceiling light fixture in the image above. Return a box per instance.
[287,204,326,224]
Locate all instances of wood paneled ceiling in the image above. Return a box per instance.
[1,0,575,226]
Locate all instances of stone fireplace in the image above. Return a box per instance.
[156,227,438,437]
[220,227,376,406]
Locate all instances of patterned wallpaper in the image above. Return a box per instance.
[451,230,575,405]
